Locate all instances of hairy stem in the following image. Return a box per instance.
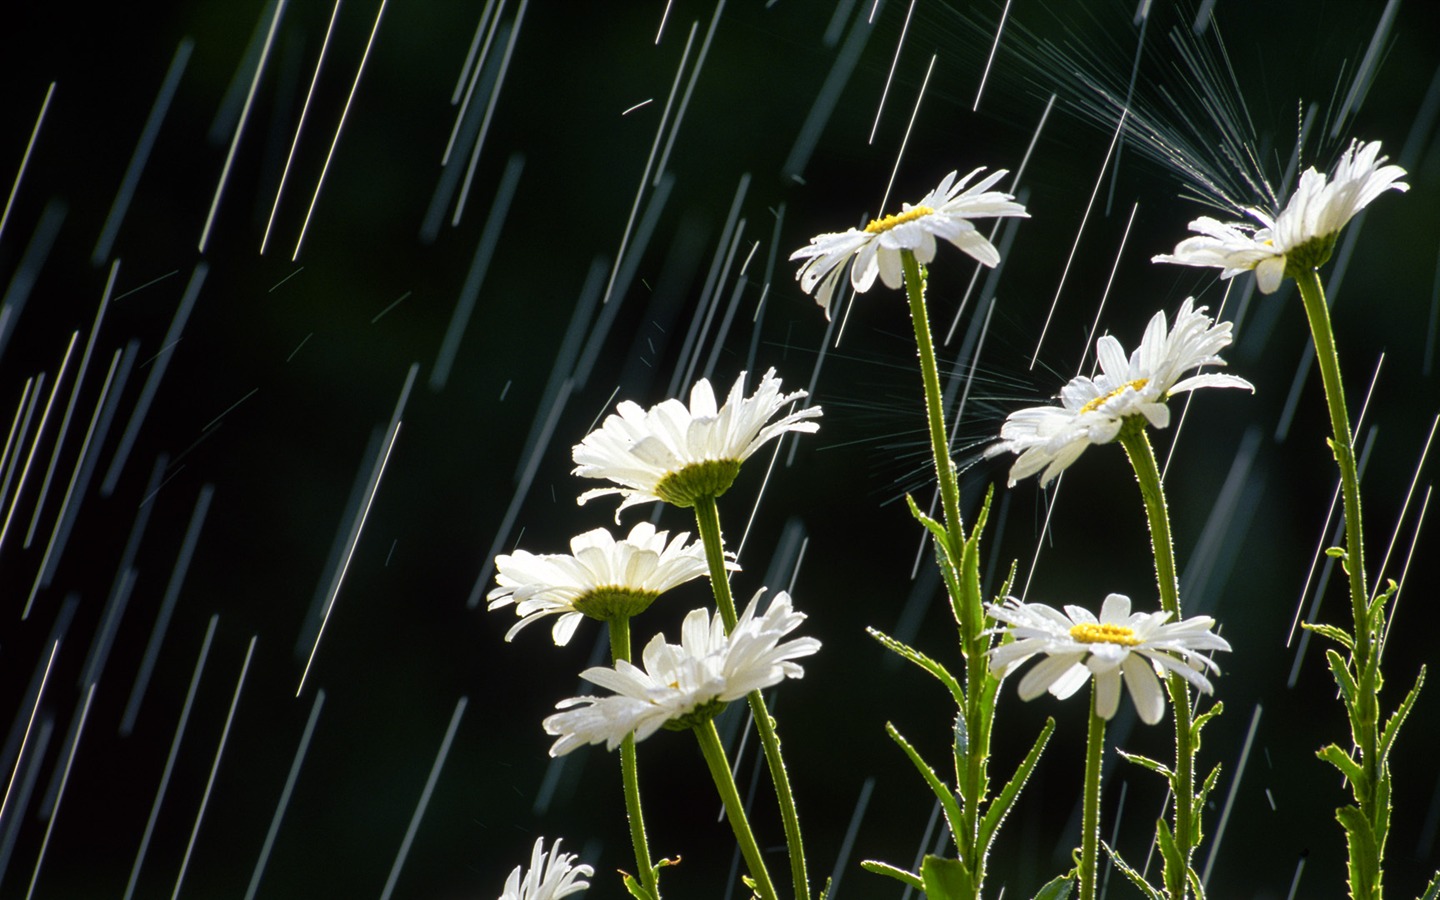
[693,495,810,900]
[1293,267,1382,899]
[1079,690,1107,900]
[695,720,781,900]
[1119,424,1197,898]
[610,617,660,899]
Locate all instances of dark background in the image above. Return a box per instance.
[0,1,1437,897]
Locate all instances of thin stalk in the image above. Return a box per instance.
[1079,689,1107,900]
[1293,267,1381,898]
[695,720,781,900]
[1292,269,1371,653]
[693,495,810,900]
[900,249,993,890]
[900,250,966,559]
[1118,424,1197,898]
[610,617,660,899]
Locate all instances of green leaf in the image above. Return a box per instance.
[1325,546,1347,560]
[907,492,951,546]
[1326,648,1359,706]
[1380,665,1426,760]
[1417,868,1440,900]
[920,855,973,900]
[621,872,657,900]
[980,718,1055,851]
[1102,842,1163,900]
[886,722,965,840]
[860,860,923,890]
[1030,873,1074,900]
[1301,621,1355,651]
[1317,743,1366,788]
[868,627,965,706]
[1155,818,1186,897]
[1116,747,1173,780]
[1336,804,1381,897]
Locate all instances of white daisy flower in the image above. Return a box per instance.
[498,837,593,900]
[543,590,820,756]
[985,298,1253,486]
[789,168,1029,317]
[572,368,821,519]
[487,522,723,646]
[987,594,1231,725]
[1153,139,1408,293]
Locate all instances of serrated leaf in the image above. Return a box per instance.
[1030,873,1074,900]
[1102,842,1163,900]
[1380,665,1426,760]
[1336,804,1381,897]
[980,718,1055,851]
[860,860,923,890]
[1155,817,1186,895]
[622,872,657,900]
[1301,621,1355,651]
[1116,747,1173,780]
[920,855,972,900]
[1317,743,1366,787]
[868,627,965,706]
[1326,648,1359,705]
[906,493,951,545]
[886,722,965,839]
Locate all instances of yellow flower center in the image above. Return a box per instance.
[1070,622,1141,646]
[865,205,935,234]
[1079,378,1149,414]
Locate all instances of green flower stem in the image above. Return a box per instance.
[693,494,811,900]
[899,249,996,891]
[1293,267,1382,899]
[1118,423,1197,899]
[1079,690,1107,900]
[695,720,781,900]
[609,617,661,900]
[1292,269,1372,654]
[899,250,967,563]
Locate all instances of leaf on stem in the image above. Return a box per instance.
[1302,621,1356,651]
[920,854,974,900]
[1191,700,1224,752]
[1116,747,1174,780]
[1029,873,1074,900]
[1102,842,1163,900]
[1155,817,1187,895]
[1335,804,1382,896]
[1326,648,1360,706]
[885,721,965,840]
[860,860,923,890]
[1381,665,1426,760]
[867,627,965,706]
[1318,743,1366,788]
[980,717,1056,851]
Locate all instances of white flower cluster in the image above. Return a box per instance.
[487,522,718,645]
[544,591,820,756]
[497,837,592,900]
[572,368,821,518]
[790,168,1029,316]
[986,298,1252,486]
[1154,140,1408,292]
[987,594,1231,725]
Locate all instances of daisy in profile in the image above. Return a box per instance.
[498,837,592,900]
[790,168,1029,317]
[572,368,820,518]
[1153,139,1408,293]
[543,590,820,756]
[487,522,722,646]
[987,593,1230,725]
[986,298,1252,486]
